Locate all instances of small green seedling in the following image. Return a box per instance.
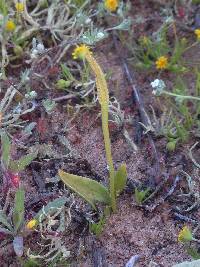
[166,138,178,152]
[89,215,106,237]
[177,225,200,264]
[134,188,150,204]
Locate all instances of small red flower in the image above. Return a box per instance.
[177,7,185,19]
[10,173,20,187]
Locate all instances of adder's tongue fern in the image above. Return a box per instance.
[73,44,116,211]
[85,53,109,106]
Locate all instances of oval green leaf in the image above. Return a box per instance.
[59,170,111,210]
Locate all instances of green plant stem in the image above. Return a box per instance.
[163,91,200,101]
[101,105,116,212]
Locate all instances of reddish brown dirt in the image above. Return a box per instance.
[100,198,189,267]
[67,110,190,267]
[1,1,200,266]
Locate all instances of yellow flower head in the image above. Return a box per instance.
[26,219,37,230]
[104,0,119,12]
[178,226,193,243]
[155,56,168,70]
[72,44,91,60]
[5,20,16,32]
[15,2,24,13]
[195,29,200,40]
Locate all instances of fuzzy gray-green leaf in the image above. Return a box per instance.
[34,196,68,222]
[0,210,13,231]
[13,236,24,257]
[0,227,13,235]
[59,170,111,210]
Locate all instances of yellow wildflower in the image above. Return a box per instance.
[195,29,200,40]
[72,45,108,105]
[178,226,193,243]
[104,0,118,12]
[26,219,37,229]
[72,44,91,60]
[15,2,24,13]
[155,56,168,70]
[5,20,16,32]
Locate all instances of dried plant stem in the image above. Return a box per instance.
[163,90,200,101]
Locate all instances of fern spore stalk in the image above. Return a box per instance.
[86,51,116,211]
[72,44,116,211]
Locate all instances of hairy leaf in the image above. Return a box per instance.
[9,151,38,172]
[59,170,111,210]
[0,210,13,231]
[22,122,37,135]
[34,196,68,222]
[114,164,127,196]
[0,227,13,235]
[13,236,23,257]
[13,188,25,232]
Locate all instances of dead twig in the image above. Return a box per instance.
[112,33,160,179]
[174,171,200,213]
[53,94,76,102]
[189,142,200,169]
[163,175,181,201]
[140,175,180,212]
[173,213,198,224]
[125,255,141,267]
